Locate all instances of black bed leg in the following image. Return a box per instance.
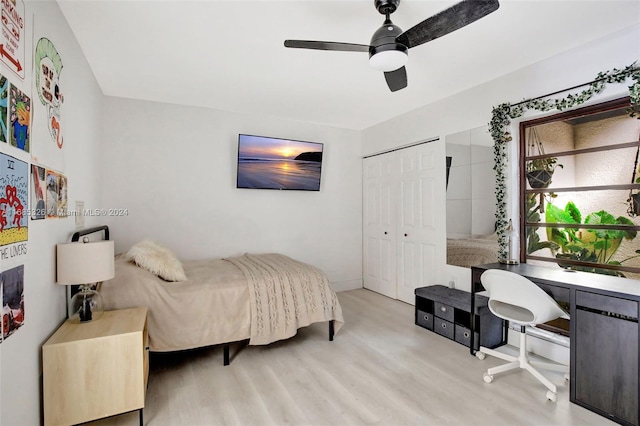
[329,320,334,341]
[139,408,143,426]
[223,343,230,366]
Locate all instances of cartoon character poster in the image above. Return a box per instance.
[35,38,63,144]
[0,73,8,143]
[30,164,45,220]
[0,152,27,246]
[45,169,58,218]
[1,264,24,343]
[8,83,29,152]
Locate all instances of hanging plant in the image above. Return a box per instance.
[489,62,640,261]
[525,126,563,189]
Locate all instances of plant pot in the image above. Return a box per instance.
[526,170,553,189]
[630,193,640,216]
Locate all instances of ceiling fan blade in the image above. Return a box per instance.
[384,66,407,92]
[396,0,499,49]
[284,40,370,52]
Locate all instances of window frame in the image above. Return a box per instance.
[519,96,640,274]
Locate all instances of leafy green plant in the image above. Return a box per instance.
[545,201,638,276]
[526,157,562,174]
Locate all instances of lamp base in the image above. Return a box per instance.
[69,285,104,323]
[499,258,520,265]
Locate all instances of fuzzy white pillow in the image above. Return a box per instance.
[123,240,187,282]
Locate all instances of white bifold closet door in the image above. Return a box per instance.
[363,142,438,304]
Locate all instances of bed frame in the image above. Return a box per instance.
[68,226,336,367]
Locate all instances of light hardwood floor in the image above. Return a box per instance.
[89,289,613,426]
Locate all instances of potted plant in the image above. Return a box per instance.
[525,126,562,189]
[545,201,638,276]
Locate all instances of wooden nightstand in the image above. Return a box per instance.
[43,307,149,426]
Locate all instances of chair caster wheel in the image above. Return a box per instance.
[546,391,557,402]
[475,352,486,360]
[483,373,493,383]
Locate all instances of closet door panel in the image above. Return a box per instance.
[363,155,397,298]
[397,144,439,303]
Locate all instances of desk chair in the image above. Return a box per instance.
[475,269,569,402]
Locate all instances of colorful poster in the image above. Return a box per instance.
[35,37,63,149]
[30,164,45,220]
[0,73,7,143]
[1,264,24,342]
[0,0,25,79]
[58,173,67,217]
[8,83,29,152]
[45,169,58,218]
[0,152,27,246]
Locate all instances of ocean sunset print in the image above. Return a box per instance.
[237,134,323,191]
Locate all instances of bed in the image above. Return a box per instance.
[446,235,499,268]
[76,228,344,364]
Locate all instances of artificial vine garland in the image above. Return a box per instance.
[489,62,640,260]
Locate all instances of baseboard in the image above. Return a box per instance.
[331,279,362,292]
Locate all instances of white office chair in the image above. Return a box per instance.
[475,269,569,402]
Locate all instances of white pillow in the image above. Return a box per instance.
[123,240,187,282]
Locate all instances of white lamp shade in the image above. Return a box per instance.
[369,50,408,72]
[56,240,115,285]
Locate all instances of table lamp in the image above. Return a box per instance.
[500,219,519,265]
[56,239,115,323]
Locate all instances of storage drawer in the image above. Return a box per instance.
[454,324,479,351]
[576,291,638,319]
[434,317,454,340]
[434,302,455,322]
[416,310,433,330]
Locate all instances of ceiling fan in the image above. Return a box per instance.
[284,0,500,92]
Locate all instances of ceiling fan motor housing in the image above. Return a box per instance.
[369,21,408,62]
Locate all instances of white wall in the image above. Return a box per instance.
[0,1,104,424]
[100,97,363,291]
[363,25,640,293]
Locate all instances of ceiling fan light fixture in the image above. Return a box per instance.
[369,48,408,72]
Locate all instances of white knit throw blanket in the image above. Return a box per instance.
[225,253,344,345]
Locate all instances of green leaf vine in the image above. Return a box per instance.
[489,62,640,260]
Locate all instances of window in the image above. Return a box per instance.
[520,97,640,278]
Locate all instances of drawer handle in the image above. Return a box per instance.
[423,315,429,321]
[463,332,470,339]
[441,323,447,329]
[440,306,447,312]
[384,231,388,235]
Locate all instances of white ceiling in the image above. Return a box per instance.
[57,0,640,130]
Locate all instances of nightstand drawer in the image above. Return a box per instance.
[434,302,454,322]
[416,310,433,330]
[434,317,454,340]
